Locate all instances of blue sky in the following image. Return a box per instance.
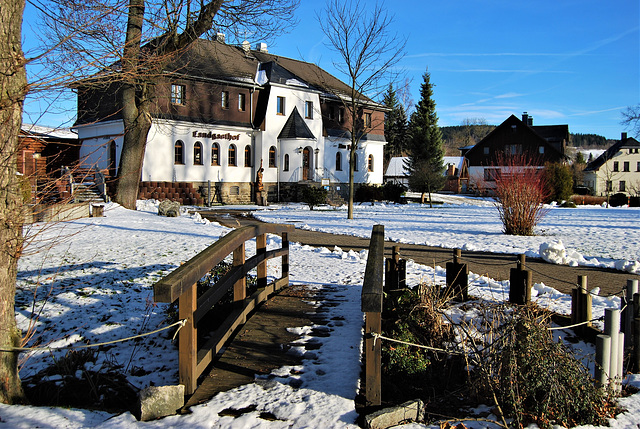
[23,0,639,139]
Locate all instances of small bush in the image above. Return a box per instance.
[559,200,577,208]
[354,184,383,202]
[609,192,629,207]
[470,306,615,428]
[382,182,406,203]
[300,186,327,210]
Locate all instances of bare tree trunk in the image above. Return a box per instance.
[348,139,356,219]
[0,0,27,404]
[114,0,148,209]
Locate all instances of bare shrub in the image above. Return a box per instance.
[493,154,550,236]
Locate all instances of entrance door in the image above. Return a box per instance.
[302,147,310,181]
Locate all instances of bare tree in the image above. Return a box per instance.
[0,0,28,404]
[38,0,299,209]
[319,0,405,219]
[621,104,640,138]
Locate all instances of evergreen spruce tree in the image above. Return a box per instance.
[405,69,445,206]
[383,84,408,162]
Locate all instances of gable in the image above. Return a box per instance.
[465,114,566,166]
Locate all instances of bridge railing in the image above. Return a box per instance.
[154,223,294,394]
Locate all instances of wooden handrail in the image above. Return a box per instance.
[153,222,294,395]
[154,223,293,303]
[361,224,384,407]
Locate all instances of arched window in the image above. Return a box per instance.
[353,152,359,172]
[368,154,374,172]
[228,144,237,166]
[269,146,277,168]
[211,143,220,166]
[336,152,342,171]
[193,141,203,165]
[174,140,184,164]
[244,145,251,167]
[283,154,289,171]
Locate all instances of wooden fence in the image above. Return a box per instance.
[153,223,294,395]
[360,227,639,406]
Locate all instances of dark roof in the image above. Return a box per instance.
[465,114,567,159]
[167,39,370,103]
[278,107,315,139]
[584,136,640,171]
[531,125,569,148]
[326,128,386,142]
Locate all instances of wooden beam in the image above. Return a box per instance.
[179,282,198,395]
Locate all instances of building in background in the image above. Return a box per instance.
[583,133,640,196]
[463,113,568,192]
[74,38,387,205]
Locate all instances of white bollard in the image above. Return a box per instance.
[617,332,625,393]
[595,334,611,389]
[605,308,621,389]
[627,279,640,348]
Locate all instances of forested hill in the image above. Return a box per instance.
[439,126,613,155]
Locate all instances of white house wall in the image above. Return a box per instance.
[144,120,254,183]
[585,150,640,195]
[77,120,124,171]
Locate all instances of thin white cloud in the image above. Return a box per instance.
[407,52,570,58]
[444,69,574,74]
[569,106,627,116]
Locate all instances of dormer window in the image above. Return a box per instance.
[171,84,186,105]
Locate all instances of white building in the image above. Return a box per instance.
[583,133,640,196]
[75,39,387,204]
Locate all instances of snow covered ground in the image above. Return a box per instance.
[254,199,640,274]
[4,198,640,428]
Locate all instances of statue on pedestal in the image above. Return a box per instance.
[255,160,266,206]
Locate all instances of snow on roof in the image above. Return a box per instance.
[22,124,77,139]
[385,157,408,177]
[443,156,464,171]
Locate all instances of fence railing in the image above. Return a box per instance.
[360,231,639,406]
[153,223,294,395]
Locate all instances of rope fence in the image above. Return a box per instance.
[0,319,187,353]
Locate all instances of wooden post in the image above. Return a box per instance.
[281,232,289,281]
[509,254,532,305]
[256,233,267,289]
[446,249,468,301]
[179,282,198,395]
[571,276,592,335]
[362,225,384,407]
[233,243,246,324]
[385,246,406,291]
[624,279,640,348]
[365,311,382,406]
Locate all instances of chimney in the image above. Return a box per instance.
[522,112,533,126]
[256,42,268,53]
[216,33,225,43]
[622,132,628,141]
[242,40,251,53]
